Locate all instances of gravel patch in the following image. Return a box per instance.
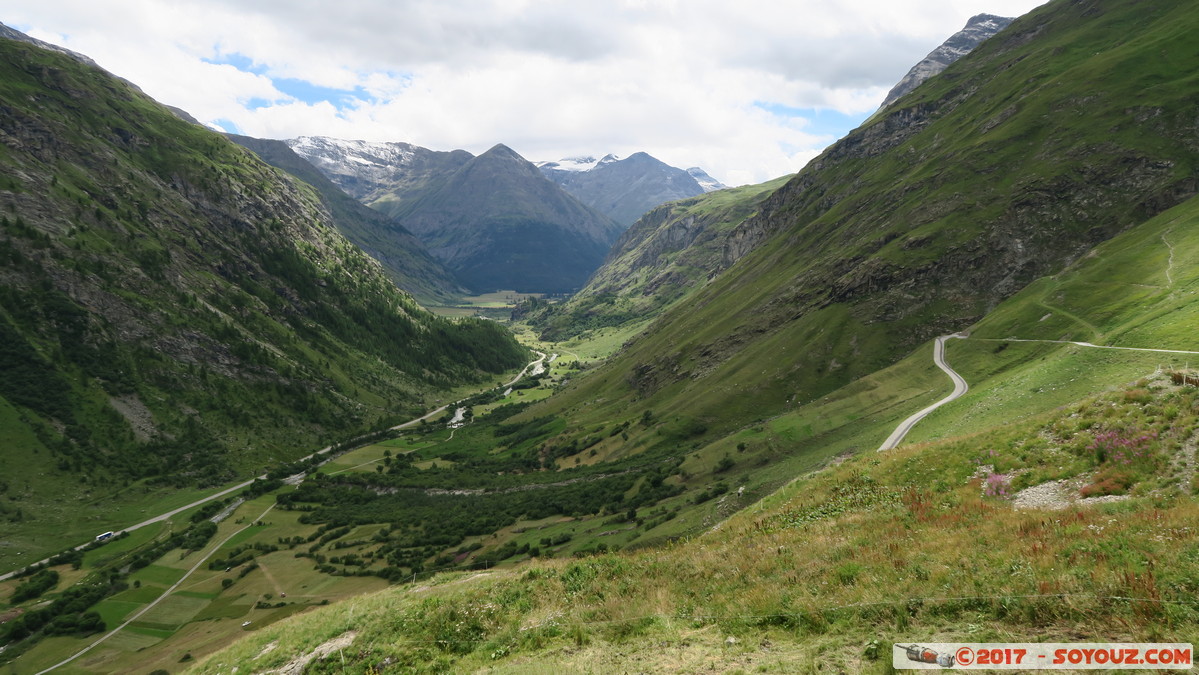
[1012,474,1129,511]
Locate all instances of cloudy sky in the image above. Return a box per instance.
[8,0,1046,186]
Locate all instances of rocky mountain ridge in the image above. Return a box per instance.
[879,13,1014,110]
[287,135,472,208]
[537,151,726,227]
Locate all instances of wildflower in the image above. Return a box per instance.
[984,472,1011,499]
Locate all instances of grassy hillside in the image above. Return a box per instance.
[519,0,1199,463]
[188,374,1199,673]
[0,35,527,567]
[530,175,792,340]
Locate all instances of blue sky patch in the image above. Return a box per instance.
[202,52,269,75]
[271,77,376,108]
[210,118,241,134]
[203,51,378,110]
[754,102,870,140]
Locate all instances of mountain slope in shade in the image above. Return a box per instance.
[538,151,723,227]
[226,134,465,304]
[398,144,623,293]
[879,13,1014,110]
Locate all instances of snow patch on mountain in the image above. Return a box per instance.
[686,167,727,193]
[538,154,623,173]
[289,136,418,171]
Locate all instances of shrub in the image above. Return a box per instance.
[1080,469,1135,498]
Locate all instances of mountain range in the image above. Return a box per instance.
[385,143,623,293]
[288,137,622,293]
[537,152,726,227]
[288,137,727,293]
[5,0,1199,671]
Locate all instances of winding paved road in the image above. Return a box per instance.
[878,334,969,451]
[877,334,1199,452]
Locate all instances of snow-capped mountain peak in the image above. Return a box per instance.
[285,135,472,203]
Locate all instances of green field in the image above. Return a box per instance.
[429,290,546,320]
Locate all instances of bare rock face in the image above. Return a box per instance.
[879,14,1015,110]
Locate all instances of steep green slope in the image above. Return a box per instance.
[527,0,1199,455]
[225,134,466,305]
[902,191,1199,446]
[184,193,1199,675]
[530,175,791,339]
[0,35,526,563]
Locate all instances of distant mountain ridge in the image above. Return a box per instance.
[290,137,622,293]
[537,152,726,227]
[397,144,622,293]
[287,136,472,208]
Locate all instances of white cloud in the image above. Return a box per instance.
[5,0,1048,184]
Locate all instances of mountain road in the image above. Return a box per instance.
[878,333,969,451]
